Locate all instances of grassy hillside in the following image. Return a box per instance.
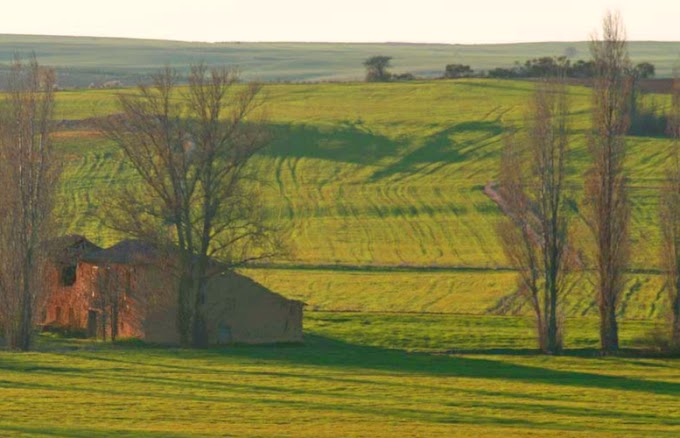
[50,79,676,319]
[1,35,680,86]
[0,313,677,437]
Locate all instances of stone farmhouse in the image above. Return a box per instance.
[43,235,303,345]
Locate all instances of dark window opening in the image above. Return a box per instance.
[61,265,77,287]
[55,306,62,323]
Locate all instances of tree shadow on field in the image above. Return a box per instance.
[213,334,680,398]
[262,121,404,165]
[0,425,192,438]
[369,120,503,181]
[260,120,503,179]
[57,334,680,399]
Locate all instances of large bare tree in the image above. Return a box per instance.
[584,11,632,354]
[660,74,680,348]
[498,77,573,353]
[99,65,280,347]
[0,56,60,350]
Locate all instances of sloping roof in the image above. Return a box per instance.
[81,239,228,274]
[80,239,161,265]
[219,271,306,306]
[46,234,102,264]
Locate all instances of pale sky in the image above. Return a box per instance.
[2,0,680,44]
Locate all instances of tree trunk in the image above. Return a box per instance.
[672,286,680,346]
[177,273,194,347]
[101,313,107,342]
[15,259,33,351]
[600,303,619,353]
[111,301,118,342]
[191,278,209,348]
[547,283,559,354]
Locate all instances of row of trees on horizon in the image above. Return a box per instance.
[362,54,656,82]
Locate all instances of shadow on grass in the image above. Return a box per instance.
[64,334,680,398]
[262,122,403,165]
[0,425,193,438]
[1,335,678,434]
[260,120,503,179]
[369,121,502,181]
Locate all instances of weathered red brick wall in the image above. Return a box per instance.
[43,264,91,327]
[43,261,147,340]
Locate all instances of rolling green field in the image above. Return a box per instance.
[4,78,678,436]
[2,35,680,86]
[52,79,675,319]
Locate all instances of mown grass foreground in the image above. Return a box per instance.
[0,313,678,438]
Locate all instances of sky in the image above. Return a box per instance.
[1,0,680,44]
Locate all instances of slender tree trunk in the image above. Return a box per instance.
[177,273,194,347]
[111,301,118,342]
[600,301,619,352]
[672,286,680,345]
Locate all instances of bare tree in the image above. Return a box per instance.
[90,264,127,342]
[99,65,281,348]
[660,73,680,348]
[584,11,632,354]
[498,78,573,353]
[0,56,60,350]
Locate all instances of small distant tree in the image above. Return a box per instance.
[364,56,392,82]
[660,74,680,348]
[569,60,595,78]
[498,78,573,354]
[0,56,61,351]
[444,64,473,79]
[634,62,655,79]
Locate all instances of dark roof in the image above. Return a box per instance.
[80,239,161,265]
[81,239,228,274]
[46,234,102,264]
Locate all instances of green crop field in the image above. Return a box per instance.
[52,79,675,319]
[1,35,680,86]
[4,76,679,436]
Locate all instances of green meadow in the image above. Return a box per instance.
[0,313,678,437]
[53,79,674,317]
[3,78,678,436]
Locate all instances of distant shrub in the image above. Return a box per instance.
[487,67,520,79]
[444,64,473,79]
[392,72,416,81]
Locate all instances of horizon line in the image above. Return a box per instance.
[3,32,680,46]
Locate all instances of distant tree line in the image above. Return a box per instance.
[446,58,655,80]
[363,55,656,85]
